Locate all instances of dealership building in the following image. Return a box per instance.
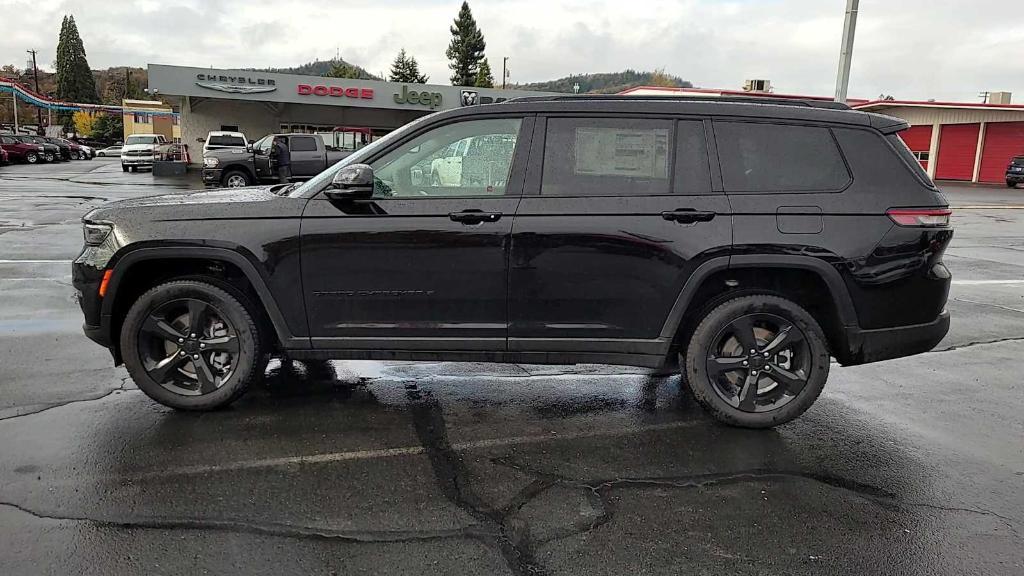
[147,64,553,162]
[623,85,1024,185]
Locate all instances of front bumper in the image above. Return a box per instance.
[202,168,223,186]
[121,156,154,166]
[843,310,950,365]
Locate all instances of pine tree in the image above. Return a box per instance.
[389,49,428,83]
[54,15,98,104]
[446,1,486,86]
[474,58,494,88]
[324,59,365,79]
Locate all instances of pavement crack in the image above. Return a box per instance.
[407,385,550,576]
[0,501,477,544]
[952,296,1024,315]
[931,335,1024,353]
[0,377,133,422]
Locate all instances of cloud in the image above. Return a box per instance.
[0,0,1019,101]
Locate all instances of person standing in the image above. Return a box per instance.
[272,136,291,184]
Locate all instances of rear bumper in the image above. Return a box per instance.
[1005,172,1024,183]
[842,310,950,365]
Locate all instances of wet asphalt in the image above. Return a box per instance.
[0,159,1021,575]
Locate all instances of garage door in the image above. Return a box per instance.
[898,125,933,171]
[978,122,1024,183]
[935,123,980,181]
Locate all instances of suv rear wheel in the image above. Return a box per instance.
[25,152,38,164]
[683,294,830,428]
[120,280,263,410]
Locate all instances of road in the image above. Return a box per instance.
[0,159,1021,575]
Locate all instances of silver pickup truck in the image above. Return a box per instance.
[201,133,351,188]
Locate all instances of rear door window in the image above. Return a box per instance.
[291,136,318,152]
[541,117,673,196]
[715,122,851,193]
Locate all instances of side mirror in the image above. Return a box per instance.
[246,144,253,153]
[325,164,374,201]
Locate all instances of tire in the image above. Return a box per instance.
[25,152,38,164]
[43,152,55,162]
[120,279,263,410]
[683,294,830,428]
[221,169,252,188]
[122,164,129,172]
[78,151,87,160]
[1008,181,1017,189]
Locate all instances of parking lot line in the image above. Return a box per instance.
[0,259,71,264]
[951,279,1024,285]
[145,420,702,478]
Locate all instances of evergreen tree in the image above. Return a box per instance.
[324,59,365,79]
[446,1,486,86]
[389,49,428,83]
[54,15,98,104]
[474,58,494,88]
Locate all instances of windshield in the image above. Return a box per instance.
[126,135,157,145]
[207,135,246,147]
[288,113,439,197]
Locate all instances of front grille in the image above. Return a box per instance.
[125,150,151,157]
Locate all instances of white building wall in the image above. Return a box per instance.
[180,98,280,163]
[877,106,1024,126]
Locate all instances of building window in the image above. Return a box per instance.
[132,112,148,124]
[171,115,179,126]
[913,151,930,162]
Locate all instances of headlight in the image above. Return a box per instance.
[83,222,113,245]
[204,157,219,168]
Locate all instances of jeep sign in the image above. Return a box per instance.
[393,86,443,109]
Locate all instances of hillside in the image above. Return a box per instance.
[255,59,381,81]
[516,70,692,94]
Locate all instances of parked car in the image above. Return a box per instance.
[15,135,62,162]
[121,133,168,172]
[96,145,122,157]
[62,139,95,159]
[0,134,46,163]
[1005,156,1024,188]
[73,95,952,428]
[13,134,61,159]
[202,133,349,188]
[203,131,248,154]
[42,137,74,161]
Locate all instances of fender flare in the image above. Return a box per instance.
[217,163,257,184]
[100,246,307,350]
[658,254,860,341]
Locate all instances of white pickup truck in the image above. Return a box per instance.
[120,133,168,172]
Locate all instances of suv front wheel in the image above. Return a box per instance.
[684,294,830,428]
[120,280,263,410]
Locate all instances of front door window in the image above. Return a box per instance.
[371,118,522,197]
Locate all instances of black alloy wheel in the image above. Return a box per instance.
[684,294,829,428]
[121,280,262,410]
[137,298,241,396]
[705,313,810,413]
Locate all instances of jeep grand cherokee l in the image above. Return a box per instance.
[72,96,952,428]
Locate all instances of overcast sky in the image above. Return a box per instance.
[0,0,1018,102]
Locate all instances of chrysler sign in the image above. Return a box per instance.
[195,73,277,94]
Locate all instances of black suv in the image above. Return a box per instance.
[72,96,952,428]
[1006,156,1024,188]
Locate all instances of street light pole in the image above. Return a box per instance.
[502,57,509,89]
[834,0,859,103]
[27,49,42,133]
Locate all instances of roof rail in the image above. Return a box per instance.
[506,94,852,111]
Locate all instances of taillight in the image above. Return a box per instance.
[887,208,951,227]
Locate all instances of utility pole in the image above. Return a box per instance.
[502,56,509,89]
[834,0,859,103]
[27,49,42,133]
[12,89,18,133]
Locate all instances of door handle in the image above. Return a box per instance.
[662,209,716,224]
[449,210,502,224]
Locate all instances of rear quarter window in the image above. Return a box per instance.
[291,137,318,152]
[715,121,851,193]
